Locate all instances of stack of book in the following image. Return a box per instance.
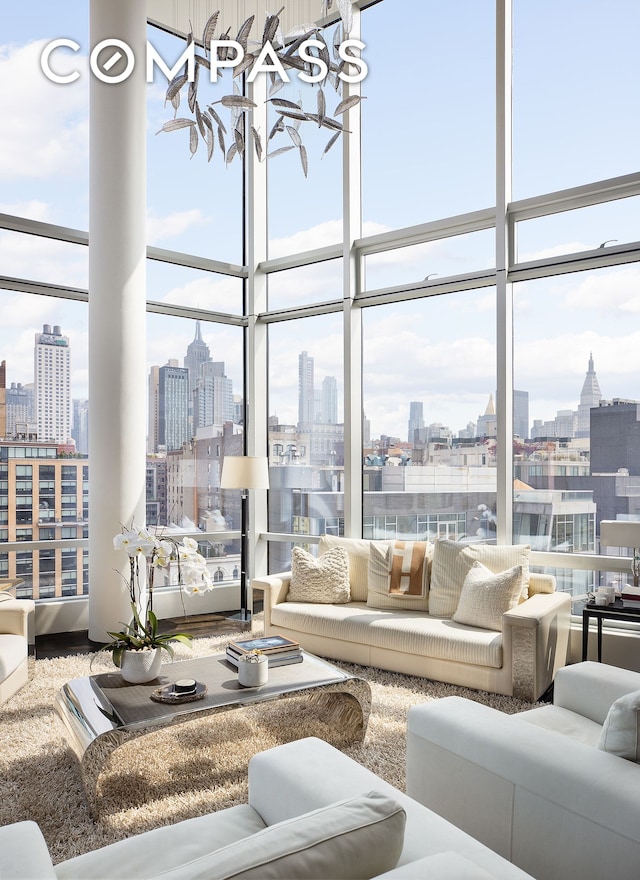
[225,635,303,668]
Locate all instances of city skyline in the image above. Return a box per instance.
[2,322,627,453]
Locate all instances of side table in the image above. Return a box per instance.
[582,599,640,661]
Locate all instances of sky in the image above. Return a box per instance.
[1,0,639,442]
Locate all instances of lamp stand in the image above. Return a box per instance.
[239,490,249,622]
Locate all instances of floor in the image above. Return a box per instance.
[35,610,255,660]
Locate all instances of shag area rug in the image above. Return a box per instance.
[0,630,538,865]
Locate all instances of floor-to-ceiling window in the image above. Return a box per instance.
[3,0,640,625]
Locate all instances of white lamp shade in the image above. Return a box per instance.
[220,456,269,490]
[600,520,640,549]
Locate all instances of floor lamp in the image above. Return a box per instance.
[220,456,270,621]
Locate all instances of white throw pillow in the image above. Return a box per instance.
[367,541,432,612]
[452,561,524,631]
[597,689,640,762]
[287,546,350,604]
[154,791,406,880]
[429,540,531,618]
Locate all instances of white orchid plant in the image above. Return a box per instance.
[104,523,215,664]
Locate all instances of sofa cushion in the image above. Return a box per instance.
[271,602,504,668]
[453,562,523,632]
[597,689,640,762]
[153,791,406,880]
[429,541,531,618]
[367,541,432,612]
[319,535,389,602]
[287,546,350,604]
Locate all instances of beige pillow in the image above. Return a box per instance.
[452,561,524,631]
[287,546,350,604]
[597,689,640,762]
[367,541,432,612]
[156,791,406,880]
[319,535,389,602]
[429,540,531,618]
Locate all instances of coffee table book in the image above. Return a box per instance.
[227,635,300,655]
[225,646,303,668]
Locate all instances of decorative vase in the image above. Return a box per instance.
[119,647,163,684]
[237,654,268,687]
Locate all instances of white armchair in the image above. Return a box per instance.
[0,592,35,706]
[406,662,640,880]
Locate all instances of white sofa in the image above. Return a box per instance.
[254,536,571,701]
[0,736,535,879]
[405,662,640,880]
[0,592,35,706]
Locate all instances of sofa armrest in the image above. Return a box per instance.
[502,591,571,701]
[553,660,640,724]
[251,572,291,630]
[248,737,533,878]
[0,821,56,880]
[0,597,35,643]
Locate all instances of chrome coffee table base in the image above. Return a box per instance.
[54,651,371,818]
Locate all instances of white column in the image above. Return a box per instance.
[88,0,147,641]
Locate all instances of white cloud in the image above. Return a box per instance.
[519,242,588,262]
[147,209,209,245]
[0,40,88,179]
[0,230,87,287]
[562,265,640,314]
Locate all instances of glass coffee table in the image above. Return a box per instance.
[54,650,371,817]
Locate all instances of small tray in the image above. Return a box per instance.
[150,681,207,704]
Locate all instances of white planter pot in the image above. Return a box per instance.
[120,647,163,684]
[237,655,268,687]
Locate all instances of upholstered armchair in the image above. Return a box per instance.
[0,592,35,706]
[406,661,640,880]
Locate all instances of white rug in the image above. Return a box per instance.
[0,631,538,864]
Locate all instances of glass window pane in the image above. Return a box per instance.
[363,290,496,543]
[267,259,342,310]
[513,264,640,598]
[364,230,495,293]
[146,24,243,264]
[513,0,640,198]
[362,1,495,230]
[267,315,344,572]
[516,198,640,264]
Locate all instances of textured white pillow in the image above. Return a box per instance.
[318,535,388,602]
[287,546,350,604]
[155,791,406,880]
[452,561,523,631]
[429,540,531,618]
[367,541,432,612]
[597,689,640,762]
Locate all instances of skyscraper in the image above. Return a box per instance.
[194,361,234,428]
[408,401,425,443]
[0,360,5,439]
[184,321,211,436]
[34,324,71,443]
[513,390,529,440]
[321,376,338,424]
[158,360,190,451]
[576,352,602,438]
[298,351,315,426]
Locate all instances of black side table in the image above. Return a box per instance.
[582,599,640,661]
